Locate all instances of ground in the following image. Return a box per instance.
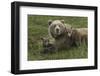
[28,15,88,61]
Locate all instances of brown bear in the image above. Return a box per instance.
[67,28,88,46]
[48,20,72,50]
[41,37,56,54]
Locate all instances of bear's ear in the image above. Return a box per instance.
[48,20,52,26]
[61,20,64,24]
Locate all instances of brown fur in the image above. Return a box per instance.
[41,37,56,54]
[48,20,72,50]
[69,28,88,46]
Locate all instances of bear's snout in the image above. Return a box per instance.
[56,28,59,33]
[55,25,60,35]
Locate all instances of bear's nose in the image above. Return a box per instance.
[56,28,59,32]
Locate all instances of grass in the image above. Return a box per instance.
[28,15,88,61]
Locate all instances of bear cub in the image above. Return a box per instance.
[41,37,56,54]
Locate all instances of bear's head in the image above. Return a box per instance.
[66,28,76,38]
[48,20,66,38]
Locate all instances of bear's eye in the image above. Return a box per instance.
[53,25,56,27]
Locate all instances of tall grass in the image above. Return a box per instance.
[28,15,88,61]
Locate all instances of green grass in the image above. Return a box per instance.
[28,15,88,61]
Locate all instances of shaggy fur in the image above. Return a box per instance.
[68,28,88,46]
[41,38,56,54]
[48,20,72,50]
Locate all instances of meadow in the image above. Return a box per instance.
[28,15,88,61]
